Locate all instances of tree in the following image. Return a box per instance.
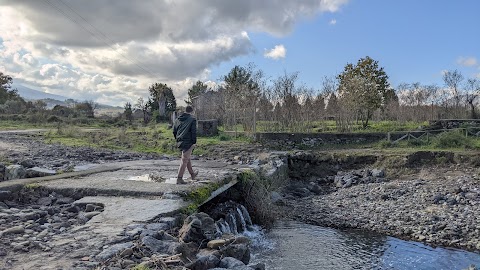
[337,56,390,128]
[185,81,209,105]
[0,72,23,106]
[223,65,259,133]
[75,101,97,118]
[148,83,176,120]
[443,69,464,115]
[135,97,149,124]
[124,102,133,123]
[464,78,480,119]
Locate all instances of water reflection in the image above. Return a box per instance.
[252,221,480,270]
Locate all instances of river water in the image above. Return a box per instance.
[250,220,480,270]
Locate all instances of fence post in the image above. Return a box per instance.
[387,132,391,142]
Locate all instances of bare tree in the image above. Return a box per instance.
[135,97,149,124]
[464,78,480,119]
[443,69,464,116]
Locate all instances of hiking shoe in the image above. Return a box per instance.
[191,170,199,181]
[176,177,188,184]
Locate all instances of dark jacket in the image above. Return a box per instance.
[173,113,197,150]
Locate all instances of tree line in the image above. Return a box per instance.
[181,57,480,132]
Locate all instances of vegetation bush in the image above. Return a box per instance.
[432,130,470,148]
[47,115,62,123]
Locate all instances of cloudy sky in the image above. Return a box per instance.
[0,0,479,106]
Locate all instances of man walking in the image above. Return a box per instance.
[173,105,198,184]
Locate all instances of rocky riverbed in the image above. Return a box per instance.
[285,165,480,252]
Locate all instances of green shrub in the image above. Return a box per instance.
[219,134,231,141]
[378,140,393,148]
[47,115,62,123]
[432,130,470,148]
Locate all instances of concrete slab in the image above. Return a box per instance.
[74,196,188,237]
[34,159,244,196]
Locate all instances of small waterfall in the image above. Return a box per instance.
[226,212,238,234]
[215,203,254,236]
[236,207,247,232]
[239,204,253,226]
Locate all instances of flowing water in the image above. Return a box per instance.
[249,221,480,270]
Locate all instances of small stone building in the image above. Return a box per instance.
[197,119,218,137]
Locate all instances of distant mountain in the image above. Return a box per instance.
[13,84,122,110]
[14,84,70,101]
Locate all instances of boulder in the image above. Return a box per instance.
[187,254,220,270]
[179,212,216,244]
[219,257,245,269]
[221,244,250,265]
[141,236,180,254]
[5,165,26,180]
[207,239,229,249]
[96,242,134,261]
[1,225,25,235]
[20,159,36,168]
[25,167,56,178]
[0,163,5,181]
[371,168,385,178]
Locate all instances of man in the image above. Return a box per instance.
[173,105,198,184]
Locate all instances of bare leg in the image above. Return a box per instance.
[187,159,194,175]
[177,145,193,182]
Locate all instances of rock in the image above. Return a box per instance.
[0,248,6,256]
[145,223,169,231]
[0,190,11,201]
[221,244,250,265]
[83,211,101,219]
[119,248,133,257]
[307,182,322,194]
[248,262,266,270]
[66,206,80,213]
[37,197,54,206]
[179,212,216,244]
[25,167,56,178]
[2,225,25,235]
[5,165,26,180]
[20,159,36,168]
[0,163,5,181]
[219,257,245,269]
[187,254,220,270]
[85,204,102,212]
[141,236,179,254]
[207,239,229,249]
[371,168,385,178]
[96,242,134,261]
[56,197,74,204]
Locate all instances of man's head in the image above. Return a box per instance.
[185,105,193,113]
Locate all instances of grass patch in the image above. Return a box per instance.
[183,182,223,215]
[377,130,480,151]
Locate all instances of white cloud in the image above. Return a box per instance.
[264,45,287,60]
[329,19,337,25]
[0,0,349,106]
[457,56,478,67]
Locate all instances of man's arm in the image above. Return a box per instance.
[191,118,197,145]
[173,121,177,139]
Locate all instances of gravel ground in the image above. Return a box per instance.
[288,165,480,251]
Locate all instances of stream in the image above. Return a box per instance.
[250,220,480,270]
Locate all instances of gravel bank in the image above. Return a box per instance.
[288,166,480,251]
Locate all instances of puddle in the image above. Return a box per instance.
[126,173,178,184]
[73,164,99,171]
